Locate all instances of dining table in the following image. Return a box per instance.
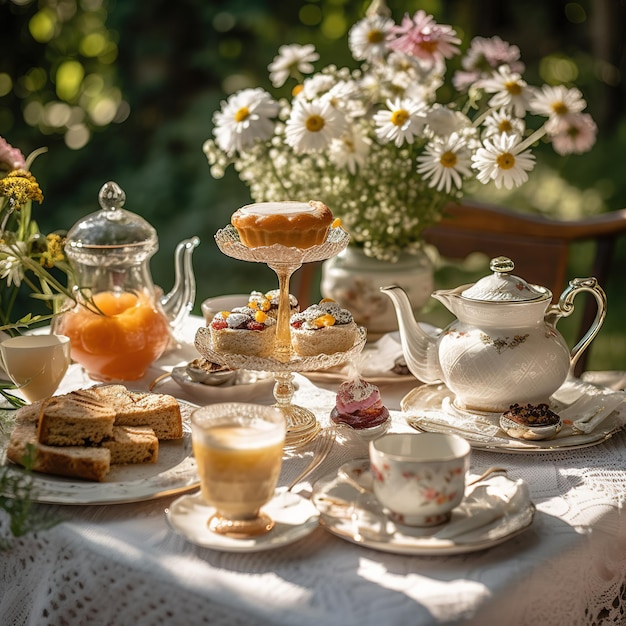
[1,315,626,626]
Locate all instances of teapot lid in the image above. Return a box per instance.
[65,181,158,252]
[461,257,548,302]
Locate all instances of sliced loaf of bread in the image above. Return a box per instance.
[102,425,159,464]
[89,385,183,440]
[38,391,116,446]
[7,421,111,482]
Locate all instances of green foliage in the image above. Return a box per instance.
[0,408,59,549]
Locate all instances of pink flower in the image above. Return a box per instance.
[387,11,460,68]
[0,137,26,172]
[549,113,597,156]
[453,36,525,91]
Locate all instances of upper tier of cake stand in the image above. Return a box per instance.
[213,224,350,266]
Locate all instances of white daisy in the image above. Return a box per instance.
[471,133,536,189]
[416,133,472,193]
[549,112,597,155]
[480,65,536,117]
[529,85,587,133]
[329,124,372,174]
[323,79,360,113]
[348,15,394,62]
[212,88,279,156]
[268,44,319,88]
[482,108,525,139]
[373,98,427,147]
[298,74,336,101]
[425,105,472,137]
[285,98,347,154]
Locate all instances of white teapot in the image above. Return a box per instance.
[382,257,607,412]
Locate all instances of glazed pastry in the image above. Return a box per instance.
[290,299,357,356]
[330,377,389,429]
[209,306,277,357]
[231,200,333,249]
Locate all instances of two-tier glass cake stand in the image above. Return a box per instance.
[194,224,366,449]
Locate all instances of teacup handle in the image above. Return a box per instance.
[546,277,607,373]
[0,332,10,376]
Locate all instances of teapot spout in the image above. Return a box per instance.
[160,236,200,333]
[380,285,443,384]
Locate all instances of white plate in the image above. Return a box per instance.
[166,490,320,552]
[401,382,626,453]
[302,332,415,384]
[312,460,535,555]
[170,366,275,403]
[0,400,199,505]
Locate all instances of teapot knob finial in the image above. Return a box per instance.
[490,256,515,275]
[98,181,126,213]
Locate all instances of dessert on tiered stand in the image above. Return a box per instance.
[194,200,366,448]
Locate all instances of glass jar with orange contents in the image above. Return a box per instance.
[55,181,191,381]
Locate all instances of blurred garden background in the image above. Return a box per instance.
[1,0,625,370]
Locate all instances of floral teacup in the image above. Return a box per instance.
[369,432,470,527]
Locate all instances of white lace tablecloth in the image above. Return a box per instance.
[2,320,626,626]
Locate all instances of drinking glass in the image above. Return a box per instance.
[0,334,71,403]
[191,402,286,538]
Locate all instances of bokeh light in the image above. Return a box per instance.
[29,9,57,43]
[55,60,85,101]
[539,55,579,84]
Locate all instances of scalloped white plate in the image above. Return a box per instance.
[0,400,199,505]
[402,382,626,453]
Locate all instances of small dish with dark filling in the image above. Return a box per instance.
[185,358,236,386]
[499,403,562,441]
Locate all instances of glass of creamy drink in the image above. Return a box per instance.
[191,402,286,538]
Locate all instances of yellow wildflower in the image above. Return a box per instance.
[0,169,44,209]
[40,233,66,268]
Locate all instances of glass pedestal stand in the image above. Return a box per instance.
[194,225,366,448]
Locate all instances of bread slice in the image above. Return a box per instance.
[102,425,159,464]
[37,391,116,446]
[89,385,183,440]
[11,401,44,425]
[7,421,111,482]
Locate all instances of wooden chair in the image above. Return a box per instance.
[422,200,626,376]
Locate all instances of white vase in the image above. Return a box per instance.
[320,246,434,336]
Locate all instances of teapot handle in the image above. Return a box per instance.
[545,277,607,373]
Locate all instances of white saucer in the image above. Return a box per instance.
[166,490,320,552]
[401,382,626,453]
[312,460,535,555]
[170,367,275,403]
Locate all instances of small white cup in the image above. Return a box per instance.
[0,334,71,403]
[369,432,470,527]
[201,294,248,324]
